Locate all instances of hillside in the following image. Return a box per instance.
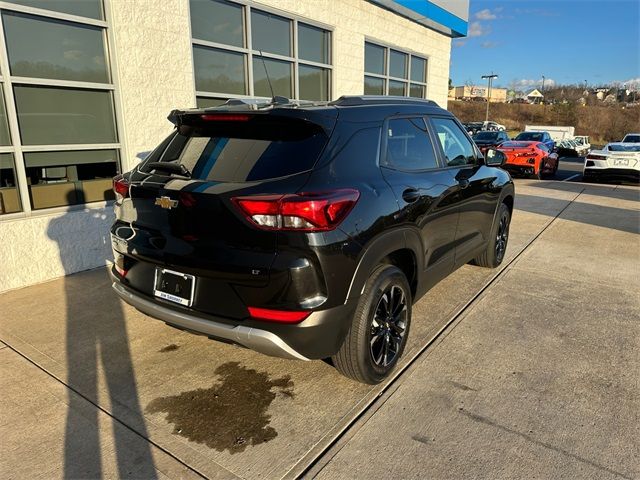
[447,101,639,144]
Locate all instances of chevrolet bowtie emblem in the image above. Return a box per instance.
[155,196,178,209]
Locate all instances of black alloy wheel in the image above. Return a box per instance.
[495,210,509,263]
[369,285,408,367]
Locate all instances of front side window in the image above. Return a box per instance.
[383,118,438,171]
[431,118,477,167]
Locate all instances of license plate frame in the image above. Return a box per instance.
[153,268,195,307]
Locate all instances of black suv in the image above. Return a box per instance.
[110,96,514,384]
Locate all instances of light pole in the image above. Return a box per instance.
[481,73,498,123]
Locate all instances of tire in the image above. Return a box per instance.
[473,202,511,268]
[332,264,412,384]
[536,159,546,179]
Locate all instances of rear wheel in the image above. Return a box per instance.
[473,202,510,268]
[536,159,546,179]
[332,264,411,384]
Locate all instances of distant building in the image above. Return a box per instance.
[526,89,544,104]
[451,85,507,102]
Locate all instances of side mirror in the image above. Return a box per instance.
[485,148,506,166]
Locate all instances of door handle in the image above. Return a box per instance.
[402,188,421,203]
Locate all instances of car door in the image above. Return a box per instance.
[428,116,501,267]
[379,116,460,291]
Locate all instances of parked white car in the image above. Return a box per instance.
[583,142,640,183]
[483,121,506,131]
[573,136,591,155]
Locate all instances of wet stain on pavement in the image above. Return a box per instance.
[146,362,294,453]
[159,344,180,352]
[450,381,478,392]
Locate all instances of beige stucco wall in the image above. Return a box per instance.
[107,0,196,171]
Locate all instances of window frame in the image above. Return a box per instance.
[363,38,428,99]
[380,115,444,173]
[0,0,124,219]
[189,0,334,105]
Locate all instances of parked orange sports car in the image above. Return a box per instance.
[496,141,559,178]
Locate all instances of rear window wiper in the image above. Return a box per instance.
[145,161,191,177]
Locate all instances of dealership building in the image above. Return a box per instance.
[0,0,468,292]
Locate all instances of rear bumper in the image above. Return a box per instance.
[111,274,358,360]
[583,167,640,183]
[502,163,536,176]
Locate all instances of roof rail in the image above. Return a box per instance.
[330,95,438,107]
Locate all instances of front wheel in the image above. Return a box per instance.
[473,202,511,268]
[332,264,412,384]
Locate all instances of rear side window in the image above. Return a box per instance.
[144,117,328,182]
[383,117,438,171]
[431,117,477,166]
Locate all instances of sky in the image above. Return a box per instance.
[449,0,640,91]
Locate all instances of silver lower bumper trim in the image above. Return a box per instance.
[112,282,309,361]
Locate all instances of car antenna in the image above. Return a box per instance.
[258,50,288,105]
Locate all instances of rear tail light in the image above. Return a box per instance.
[201,114,250,122]
[232,189,360,231]
[248,307,311,323]
[113,175,129,200]
[586,154,607,160]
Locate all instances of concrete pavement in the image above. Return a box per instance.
[0,179,638,479]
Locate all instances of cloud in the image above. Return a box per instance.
[63,50,84,61]
[513,78,556,89]
[475,9,496,20]
[453,39,466,48]
[467,21,491,37]
[481,41,499,49]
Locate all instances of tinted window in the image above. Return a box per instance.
[252,57,292,97]
[299,65,329,101]
[14,85,117,145]
[516,132,543,141]
[193,46,246,95]
[473,131,499,141]
[251,10,291,56]
[431,118,477,166]
[364,42,385,75]
[384,118,438,171]
[190,0,244,47]
[298,23,330,64]
[3,12,109,83]
[9,0,103,19]
[623,134,640,143]
[148,121,327,182]
[501,141,533,148]
[608,144,640,152]
[364,76,384,95]
[389,50,407,79]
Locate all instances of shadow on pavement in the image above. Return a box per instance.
[47,193,157,479]
[515,193,639,235]
[528,180,640,202]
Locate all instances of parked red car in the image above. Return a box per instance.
[496,141,559,178]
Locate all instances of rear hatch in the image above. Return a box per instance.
[112,109,336,298]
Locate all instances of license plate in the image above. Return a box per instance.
[613,158,629,166]
[154,268,195,306]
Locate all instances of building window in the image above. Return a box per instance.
[0,0,120,215]
[189,0,332,107]
[364,41,427,98]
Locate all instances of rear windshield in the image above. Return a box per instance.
[142,117,328,182]
[515,132,543,141]
[500,141,532,148]
[473,131,499,140]
[623,135,640,143]
[608,144,640,152]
